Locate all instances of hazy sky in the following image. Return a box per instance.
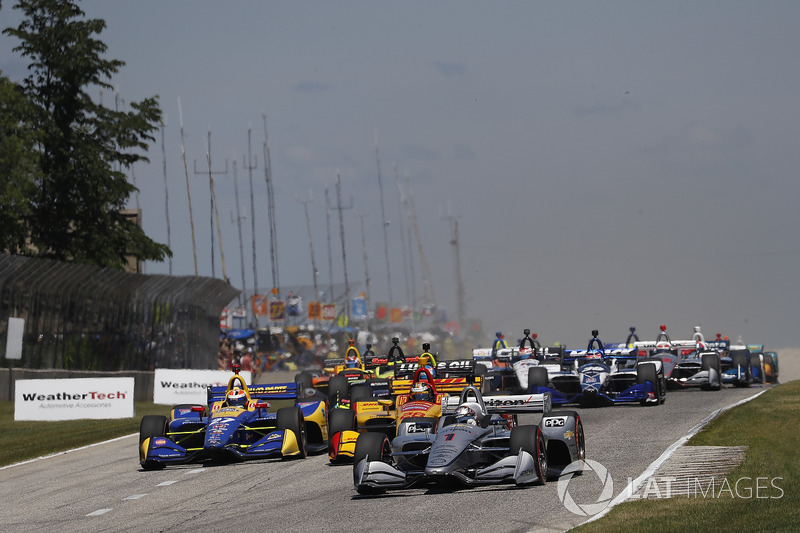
[2,1,799,349]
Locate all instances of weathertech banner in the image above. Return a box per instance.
[153,369,252,405]
[15,377,135,421]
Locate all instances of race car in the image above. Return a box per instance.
[328,363,485,463]
[633,325,723,391]
[353,385,585,494]
[528,331,666,407]
[719,340,755,387]
[472,331,555,393]
[139,366,329,469]
[741,343,779,384]
[295,340,376,404]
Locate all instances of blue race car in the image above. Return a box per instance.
[139,366,329,470]
[528,330,666,407]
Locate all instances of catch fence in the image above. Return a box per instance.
[0,253,239,371]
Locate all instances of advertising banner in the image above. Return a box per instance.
[15,377,135,421]
[153,369,252,405]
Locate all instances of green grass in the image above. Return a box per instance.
[0,402,166,467]
[570,381,800,532]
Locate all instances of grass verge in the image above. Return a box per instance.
[570,381,800,532]
[0,402,166,467]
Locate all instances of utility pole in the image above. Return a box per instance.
[262,114,280,297]
[232,159,247,307]
[193,130,228,279]
[355,211,371,330]
[374,134,393,304]
[405,175,435,306]
[177,98,198,276]
[243,128,259,327]
[443,212,466,335]
[324,186,335,303]
[297,192,320,325]
[335,170,354,319]
[393,163,411,308]
[160,118,172,275]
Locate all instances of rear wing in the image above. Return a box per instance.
[440,392,552,414]
[564,347,637,360]
[207,382,300,404]
[364,354,420,370]
[393,359,478,379]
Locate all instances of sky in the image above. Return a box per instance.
[2,1,799,349]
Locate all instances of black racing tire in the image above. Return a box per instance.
[295,371,314,390]
[350,384,373,402]
[700,353,722,391]
[139,415,167,447]
[731,352,752,387]
[636,362,659,406]
[328,374,350,405]
[528,366,549,392]
[573,416,585,475]
[328,407,357,452]
[276,406,307,459]
[353,432,392,494]
[509,425,547,485]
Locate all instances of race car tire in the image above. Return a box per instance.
[510,425,547,485]
[636,362,660,406]
[700,353,722,391]
[353,432,393,494]
[328,374,350,405]
[328,407,356,452]
[295,371,314,390]
[350,384,373,402]
[528,366,549,392]
[731,352,752,387]
[575,416,586,467]
[139,415,167,447]
[277,406,307,459]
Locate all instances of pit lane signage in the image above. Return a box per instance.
[15,377,134,421]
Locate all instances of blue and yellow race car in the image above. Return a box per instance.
[139,366,329,469]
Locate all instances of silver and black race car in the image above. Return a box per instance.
[352,385,585,495]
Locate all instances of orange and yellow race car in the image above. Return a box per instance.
[295,340,377,404]
[139,365,329,469]
[328,364,484,463]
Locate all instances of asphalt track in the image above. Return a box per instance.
[1,351,795,533]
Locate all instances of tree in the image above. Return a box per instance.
[0,72,38,254]
[3,0,171,268]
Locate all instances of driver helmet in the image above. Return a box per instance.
[586,349,603,362]
[227,388,247,407]
[655,341,671,352]
[454,402,484,426]
[495,331,503,339]
[410,382,434,403]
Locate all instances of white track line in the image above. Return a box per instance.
[578,389,767,526]
[0,433,137,471]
